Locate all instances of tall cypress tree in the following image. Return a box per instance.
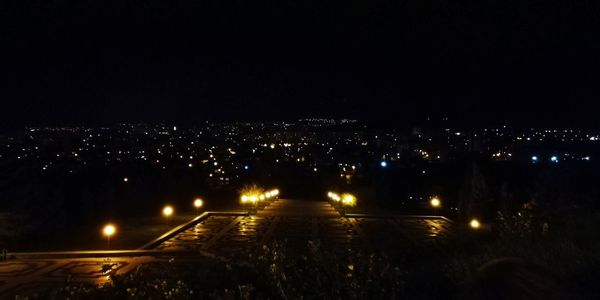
[458,161,488,221]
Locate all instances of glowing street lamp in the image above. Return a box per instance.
[194,198,203,213]
[328,191,341,205]
[469,218,481,230]
[331,192,341,203]
[102,224,116,248]
[340,193,357,216]
[163,205,174,223]
[430,196,441,215]
[342,193,357,206]
[241,193,260,213]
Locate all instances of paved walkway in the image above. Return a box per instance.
[156,200,453,256]
[0,199,453,297]
[258,199,339,217]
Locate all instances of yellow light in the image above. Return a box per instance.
[163,205,174,217]
[332,193,341,202]
[470,219,481,229]
[272,189,279,196]
[341,193,357,206]
[327,192,333,198]
[259,194,265,201]
[103,224,116,237]
[241,195,249,203]
[430,197,441,208]
[194,198,203,208]
[250,195,258,203]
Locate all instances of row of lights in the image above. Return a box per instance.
[327,192,357,207]
[103,192,482,245]
[430,196,481,229]
[240,189,280,204]
[328,191,357,216]
[102,197,205,247]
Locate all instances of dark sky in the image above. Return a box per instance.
[1,0,600,129]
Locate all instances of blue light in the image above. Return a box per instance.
[531,156,538,162]
[380,161,388,167]
[550,156,558,162]
[583,156,591,161]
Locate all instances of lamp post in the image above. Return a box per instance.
[340,193,357,217]
[103,224,116,249]
[163,205,174,224]
[241,194,259,214]
[470,218,481,230]
[193,198,203,213]
[430,197,441,215]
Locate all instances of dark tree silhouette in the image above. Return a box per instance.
[458,161,488,222]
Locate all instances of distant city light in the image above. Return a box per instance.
[583,156,591,161]
[188,163,193,168]
[531,156,538,162]
[550,156,559,162]
[244,165,249,170]
[430,197,441,208]
[123,177,129,182]
[380,161,387,167]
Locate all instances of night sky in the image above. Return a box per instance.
[2,0,599,130]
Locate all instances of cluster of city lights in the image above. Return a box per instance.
[240,188,280,204]
[327,192,357,207]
